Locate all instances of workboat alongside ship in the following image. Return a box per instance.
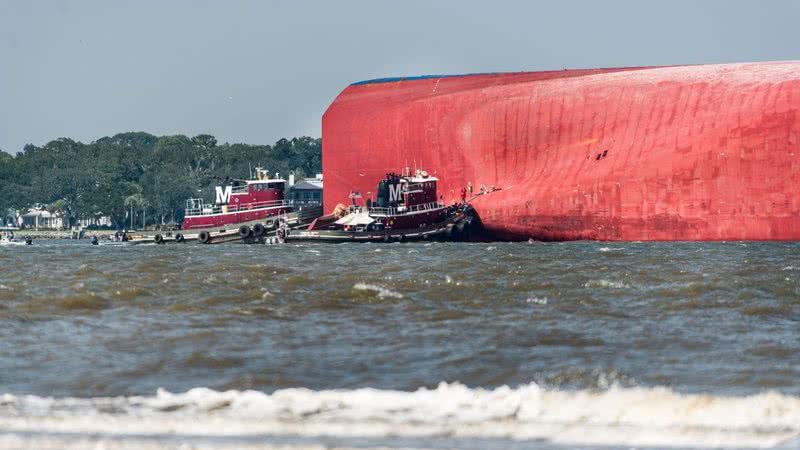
[283,168,478,242]
[181,168,295,232]
[322,61,800,241]
[116,168,321,245]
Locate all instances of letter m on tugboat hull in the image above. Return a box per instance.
[215,186,233,205]
[389,183,403,203]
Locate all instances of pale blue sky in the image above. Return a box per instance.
[1,0,798,154]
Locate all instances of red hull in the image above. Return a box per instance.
[182,207,290,230]
[322,62,800,241]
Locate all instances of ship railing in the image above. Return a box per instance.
[226,199,290,212]
[291,199,322,206]
[185,199,291,216]
[366,202,445,217]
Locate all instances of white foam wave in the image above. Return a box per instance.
[1,383,798,449]
[352,283,403,298]
[526,297,548,305]
[584,279,631,289]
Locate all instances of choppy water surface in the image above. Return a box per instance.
[0,241,798,449]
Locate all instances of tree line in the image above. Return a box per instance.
[0,132,321,229]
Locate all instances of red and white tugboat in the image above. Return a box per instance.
[182,168,293,232]
[285,168,478,242]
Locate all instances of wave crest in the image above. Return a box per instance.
[2,383,799,448]
[352,283,403,299]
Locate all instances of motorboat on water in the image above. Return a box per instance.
[0,227,32,246]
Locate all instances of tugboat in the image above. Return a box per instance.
[283,168,478,243]
[182,168,293,232]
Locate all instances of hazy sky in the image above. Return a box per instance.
[1,0,798,154]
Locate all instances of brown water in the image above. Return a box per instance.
[0,240,799,449]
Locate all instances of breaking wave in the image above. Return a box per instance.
[1,383,799,449]
[584,279,631,289]
[352,282,403,298]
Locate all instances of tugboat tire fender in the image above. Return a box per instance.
[198,231,212,244]
[458,221,472,241]
[175,233,185,243]
[239,225,252,239]
[252,224,265,238]
[154,234,164,244]
[450,224,462,241]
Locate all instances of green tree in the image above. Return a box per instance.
[0,133,321,229]
[124,193,147,230]
[47,199,67,229]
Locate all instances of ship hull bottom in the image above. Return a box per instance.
[476,201,800,241]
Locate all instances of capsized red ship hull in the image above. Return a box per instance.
[322,62,800,241]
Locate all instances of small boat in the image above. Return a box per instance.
[0,228,32,246]
[283,168,479,243]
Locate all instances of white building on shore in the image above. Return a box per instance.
[18,206,112,230]
[21,207,63,229]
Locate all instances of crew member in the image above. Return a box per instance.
[277,223,287,243]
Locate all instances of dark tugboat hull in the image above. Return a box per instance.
[284,207,478,243]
